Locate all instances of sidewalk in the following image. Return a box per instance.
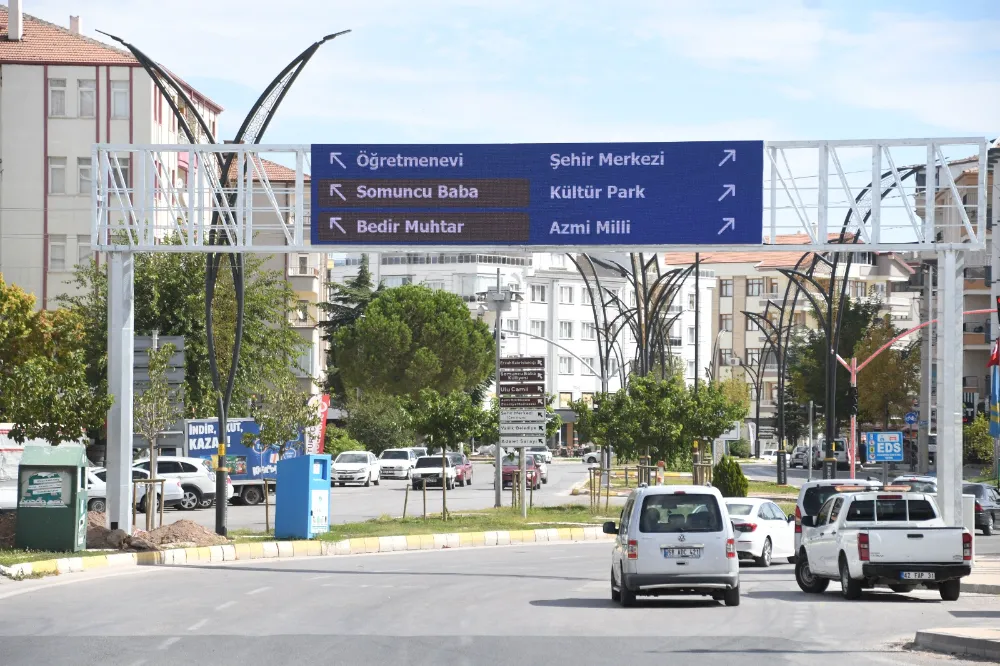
[963,555,1000,595]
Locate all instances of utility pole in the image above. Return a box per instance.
[918,263,932,474]
[694,253,700,397]
[807,400,814,482]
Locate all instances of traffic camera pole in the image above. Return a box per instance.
[493,269,503,509]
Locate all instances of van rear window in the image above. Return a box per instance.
[638,495,723,533]
[803,486,840,516]
[845,499,936,522]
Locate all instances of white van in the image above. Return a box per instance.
[604,485,740,607]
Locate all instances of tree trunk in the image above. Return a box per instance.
[440,444,448,520]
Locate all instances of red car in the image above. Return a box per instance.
[447,452,474,487]
[501,455,541,490]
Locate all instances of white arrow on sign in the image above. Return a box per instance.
[500,409,547,423]
[329,151,346,169]
[718,149,736,166]
[500,422,546,435]
[718,184,736,201]
[717,218,735,235]
[500,436,545,447]
[329,216,346,234]
[329,183,346,201]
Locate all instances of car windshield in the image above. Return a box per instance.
[528,446,547,453]
[899,480,936,493]
[803,486,844,516]
[381,451,409,460]
[726,503,754,516]
[639,494,723,533]
[447,454,463,464]
[336,454,368,464]
[415,457,448,468]
[963,484,986,498]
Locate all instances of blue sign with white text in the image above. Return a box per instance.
[866,431,904,463]
[310,142,763,246]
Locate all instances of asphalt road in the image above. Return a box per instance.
[165,461,598,532]
[2,542,998,665]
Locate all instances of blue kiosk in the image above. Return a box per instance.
[274,454,332,539]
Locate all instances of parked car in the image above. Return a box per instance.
[447,452,474,486]
[891,475,938,494]
[379,448,418,480]
[411,455,456,490]
[760,449,779,463]
[332,451,381,487]
[134,455,220,511]
[583,448,612,464]
[604,484,740,607]
[501,455,541,490]
[88,467,185,513]
[410,447,429,458]
[796,490,971,601]
[527,445,552,465]
[790,445,822,469]
[725,498,796,567]
[794,478,882,552]
[964,483,1000,535]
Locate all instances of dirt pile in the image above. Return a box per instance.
[0,511,15,548]
[145,520,230,548]
[85,512,157,551]
[86,511,111,549]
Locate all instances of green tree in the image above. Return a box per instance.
[244,371,320,458]
[571,388,637,463]
[963,413,994,465]
[719,375,751,421]
[628,373,686,465]
[854,316,919,430]
[344,391,414,455]
[781,381,809,447]
[324,425,363,458]
[409,389,484,519]
[333,286,495,399]
[319,254,383,401]
[133,342,184,519]
[713,455,749,497]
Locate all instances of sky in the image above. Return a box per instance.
[24,0,1000,145]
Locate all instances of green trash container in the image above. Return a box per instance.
[15,443,89,552]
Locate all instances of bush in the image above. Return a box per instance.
[728,438,751,458]
[713,455,749,498]
[964,414,994,464]
[324,426,363,458]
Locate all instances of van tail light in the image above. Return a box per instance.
[726,538,736,558]
[734,522,757,533]
[963,532,973,561]
[795,505,802,534]
[975,502,983,513]
[858,532,870,562]
[627,540,638,559]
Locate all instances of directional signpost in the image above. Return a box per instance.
[495,357,547,517]
[311,142,764,247]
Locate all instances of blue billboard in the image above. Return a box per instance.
[310,141,763,246]
[184,418,304,482]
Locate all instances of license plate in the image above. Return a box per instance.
[900,571,935,580]
[663,547,701,559]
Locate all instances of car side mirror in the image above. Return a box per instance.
[787,514,795,523]
[602,521,618,535]
[800,515,816,528]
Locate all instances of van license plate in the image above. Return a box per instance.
[900,572,935,580]
[663,548,701,558]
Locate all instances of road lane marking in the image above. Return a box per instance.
[246,586,271,596]
[215,600,237,611]
[157,637,180,650]
[187,618,209,631]
[308,575,332,581]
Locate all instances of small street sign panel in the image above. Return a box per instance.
[499,410,547,423]
[498,383,545,396]
[499,369,544,382]
[310,142,764,246]
[499,357,545,369]
[866,432,904,462]
[500,422,546,435]
[500,436,545,447]
[499,396,546,408]
[904,412,918,425]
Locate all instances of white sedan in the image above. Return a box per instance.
[725,498,796,567]
[332,451,381,487]
[87,467,185,513]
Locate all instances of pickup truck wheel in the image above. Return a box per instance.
[840,557,862,600]
[939,579,961,601]
[724,583,740,607]
[241,486,263,506]
[795,555,829,594]
[755,538,772,568]
[619,566,636,607]
[984,514,994,536]
[610,568,621,602]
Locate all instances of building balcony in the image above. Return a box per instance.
[963,321,991,347]
[964,266,990,292]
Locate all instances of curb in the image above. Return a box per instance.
[962,581,1000,595]
[914,628,1000,660]
[0,527,614,580]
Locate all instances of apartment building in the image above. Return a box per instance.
[664,237,919,445]
[0,6,221,308]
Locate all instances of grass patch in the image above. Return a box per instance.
[0,548,111,567]
[231,504,619,543]
[746,480,799,497]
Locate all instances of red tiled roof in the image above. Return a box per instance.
[227,156,310,183]
[0,6,136,65]
[664,233,865,269]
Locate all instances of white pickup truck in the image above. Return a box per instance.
[795,490,972,601]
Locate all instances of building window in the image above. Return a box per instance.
[77,235,92,266]
[111,81,130,119]
[767,279,780,294]
[688,293,697,310]
[745,349,762,367]
[530,320,546,338]
[793,312,807,327]
[581,322,597,340]
[48,157,66,194]
[628,291,636,306]
[295,300,309,322]
[559,392,573,408]
[720,348,733,366]
[295,348,314,377]
[720,314,733,331]
[77,158,92,195]
[746,278,763,296]
[609,358,620,376]
[559,321,574,339]
[111,157,130,191]
[504,318,519,332]
[851,280,866,298]
[559,356,574,375]
[297,254,309,275]
[746,316,761,331]
[48,235,67,271]
[720,279,734,297]
[687,326,696,345]
[582,357,596,375]
[559,286,574,304]
[530,284,547,303]
[687,360,696,377]
[580,392,595,406]
[551,253,566,268]
[48,79,66,117]
[582,288,592,305]
[78,79,96,118]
